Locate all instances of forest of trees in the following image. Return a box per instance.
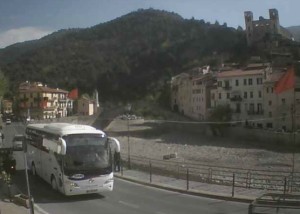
[0,9,249,102]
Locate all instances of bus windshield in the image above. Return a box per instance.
[62,134,111,174]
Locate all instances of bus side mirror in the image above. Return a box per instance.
[58,138,67,155]
[108,137,120,153]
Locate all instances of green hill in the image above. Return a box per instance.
[0,9,247,101]
[287,25,300,42]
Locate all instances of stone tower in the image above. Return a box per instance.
[244,11,254,45]
[269,8,280,34]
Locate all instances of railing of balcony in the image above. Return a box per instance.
[222,85,232,90]
[247,110,264,115]
[230,96,242,102]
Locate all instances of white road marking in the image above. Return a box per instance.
[118,200,140,209]
[34,204,50,214]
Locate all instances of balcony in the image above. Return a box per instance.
[58,98,67,102]
[222,85,232,91]
[230,96,242,102]
[247,110,264,115]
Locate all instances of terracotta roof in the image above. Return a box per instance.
[19,85,68,94]
[192,73,212,81]
[264,72,284,83]
[217,69,264,78]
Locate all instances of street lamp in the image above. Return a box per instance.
[126,104,132,169]
[23,137,35,214]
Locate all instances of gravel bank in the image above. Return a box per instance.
[105,118,299,172]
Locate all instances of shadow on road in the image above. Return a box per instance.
[11,170,106,204]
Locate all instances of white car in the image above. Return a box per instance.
[13,134,24,149]
[6,119,11,125]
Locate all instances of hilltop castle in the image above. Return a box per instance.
[244,9,293,46]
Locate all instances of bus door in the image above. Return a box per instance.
[42,138,64,192]
[40,148,50,181]
[31,136,43,176]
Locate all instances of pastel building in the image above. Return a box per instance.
[18,81,70,119]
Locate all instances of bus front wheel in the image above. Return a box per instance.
[51,176,57,191]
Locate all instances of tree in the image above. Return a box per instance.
[0,70,8,98]
[208,105,232,136]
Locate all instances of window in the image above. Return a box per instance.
[257,103,262,113]
[244,79,247,85]
[268,100,272,106]
[244,92,247,98]
[224,80,230,88]
[282,98,286,105]
[227,93,230,99]
[219,93,222,99]
[249,103,254,113]
[250,91,253,98]
[256,78,262,85]
[258,91,262,98]
[271,87,273,93]
[235,79,239,86]
[236,103,241,113]
[266,87,269,93]
[248,78,253,85]
[218,81,222,87]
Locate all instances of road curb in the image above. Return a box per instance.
[115,174,253,203]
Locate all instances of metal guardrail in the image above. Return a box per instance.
[248,193,300,214]
[121,154,300,193]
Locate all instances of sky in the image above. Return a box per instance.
[0,0,299,48]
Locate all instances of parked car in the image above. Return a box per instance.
[6,119,11,125]
[13,134,24,149]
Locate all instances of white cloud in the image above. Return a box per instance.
[0,27,53,48]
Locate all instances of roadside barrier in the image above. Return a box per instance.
[120,154,300,194]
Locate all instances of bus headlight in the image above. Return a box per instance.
[104,178,114,184]
[69,182,79,188]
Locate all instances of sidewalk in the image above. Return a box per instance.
[115,168,281,203]
[0,180,29,214]
[0,179,45,214]
[0,168,282,213]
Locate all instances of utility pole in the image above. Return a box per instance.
[126,104,131,169]
[291,103,295,176]
[23,138,34,214]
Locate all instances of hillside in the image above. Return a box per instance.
[0,9,248,101]
[287,25,300,42]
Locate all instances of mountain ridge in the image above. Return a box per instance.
[0,8,247,101]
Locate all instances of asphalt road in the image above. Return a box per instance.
[5,122,249,214]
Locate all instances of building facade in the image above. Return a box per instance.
[215,67,266,125]
[190,74,214,120]
[171,73,192,116]
[263,70,300,131]
[171,72,214,120]
[18,81,71,120]
[1,99,13,115]
[77,96,96,116]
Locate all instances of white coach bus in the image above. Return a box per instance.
[25,123,120,196]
